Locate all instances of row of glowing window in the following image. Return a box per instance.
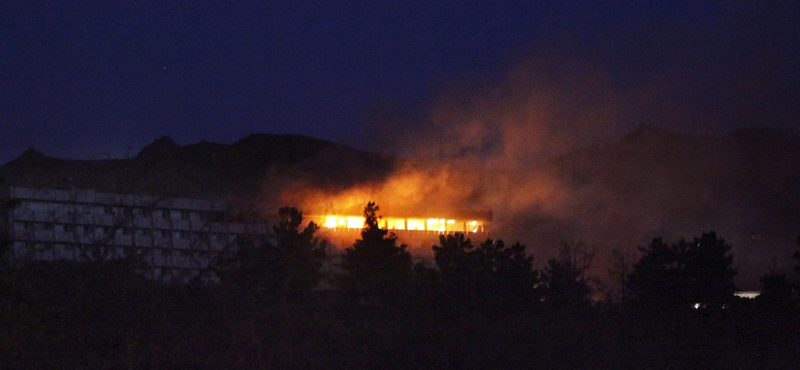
[322,216,483,233]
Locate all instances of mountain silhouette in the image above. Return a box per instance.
[0,134,396,202]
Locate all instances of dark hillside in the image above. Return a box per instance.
[0,134,396,201]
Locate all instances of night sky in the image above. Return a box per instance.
[1,1,799,165]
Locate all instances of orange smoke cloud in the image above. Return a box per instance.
[281,162,490,217]
[281,56,625,258]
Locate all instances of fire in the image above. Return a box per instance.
[281,163,481,218]
[278,162,497,253]
[313,214,486,234]
[322,215,364,229]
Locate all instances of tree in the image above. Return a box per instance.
[432,232,475,280]
[271,207,328,301]
[0,178,20,267]
[340,202,411,303]
[759,272,794,308]
[607,247,632,303]
[627,238,680,305]
[628,232,736,308]
[214,207,327,301]
[210,207,329,366]
[681,232,736,305]
[539,241,594,308]
[432,233,539,313]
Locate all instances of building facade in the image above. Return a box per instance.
[0,186,268,282]
[1,186,493,283]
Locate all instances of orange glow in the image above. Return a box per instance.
[277,162,506,251]
[323,216,339,228]
[406,218,425,231]
[427,218,445,232]
[384,217,406,230]
[280,163,490,218]
[346,216,363,229]
[322,215,366,229]
[312,214,486,234]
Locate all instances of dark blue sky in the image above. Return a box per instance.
[2,1,798,164]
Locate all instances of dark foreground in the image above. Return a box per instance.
[1,263,798,370]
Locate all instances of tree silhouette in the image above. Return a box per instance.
[432,232,475,279]
[628,232,736,308]
[0,178,20,267]
[271,207,328,301]
[607,247,632,303]
[214,207,327,301]
[681,232,736,305]
[432,233,539,314]
[627,237,680,306]
[539,242,594,308]
[340,202,411,304]
[759,272,794,309]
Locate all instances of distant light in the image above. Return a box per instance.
[735,291,760,299]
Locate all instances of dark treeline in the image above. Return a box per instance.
[2,203,800,369]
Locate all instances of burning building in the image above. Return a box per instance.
[1,185,492,281]
[306,209,492,260]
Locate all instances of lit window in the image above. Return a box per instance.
[385,218,405,230]
[324,216,339,228]
[346,217,364,229]
[426,219,446,232]
[406,219,425,231]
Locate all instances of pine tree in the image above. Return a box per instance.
[340,202,411,303]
